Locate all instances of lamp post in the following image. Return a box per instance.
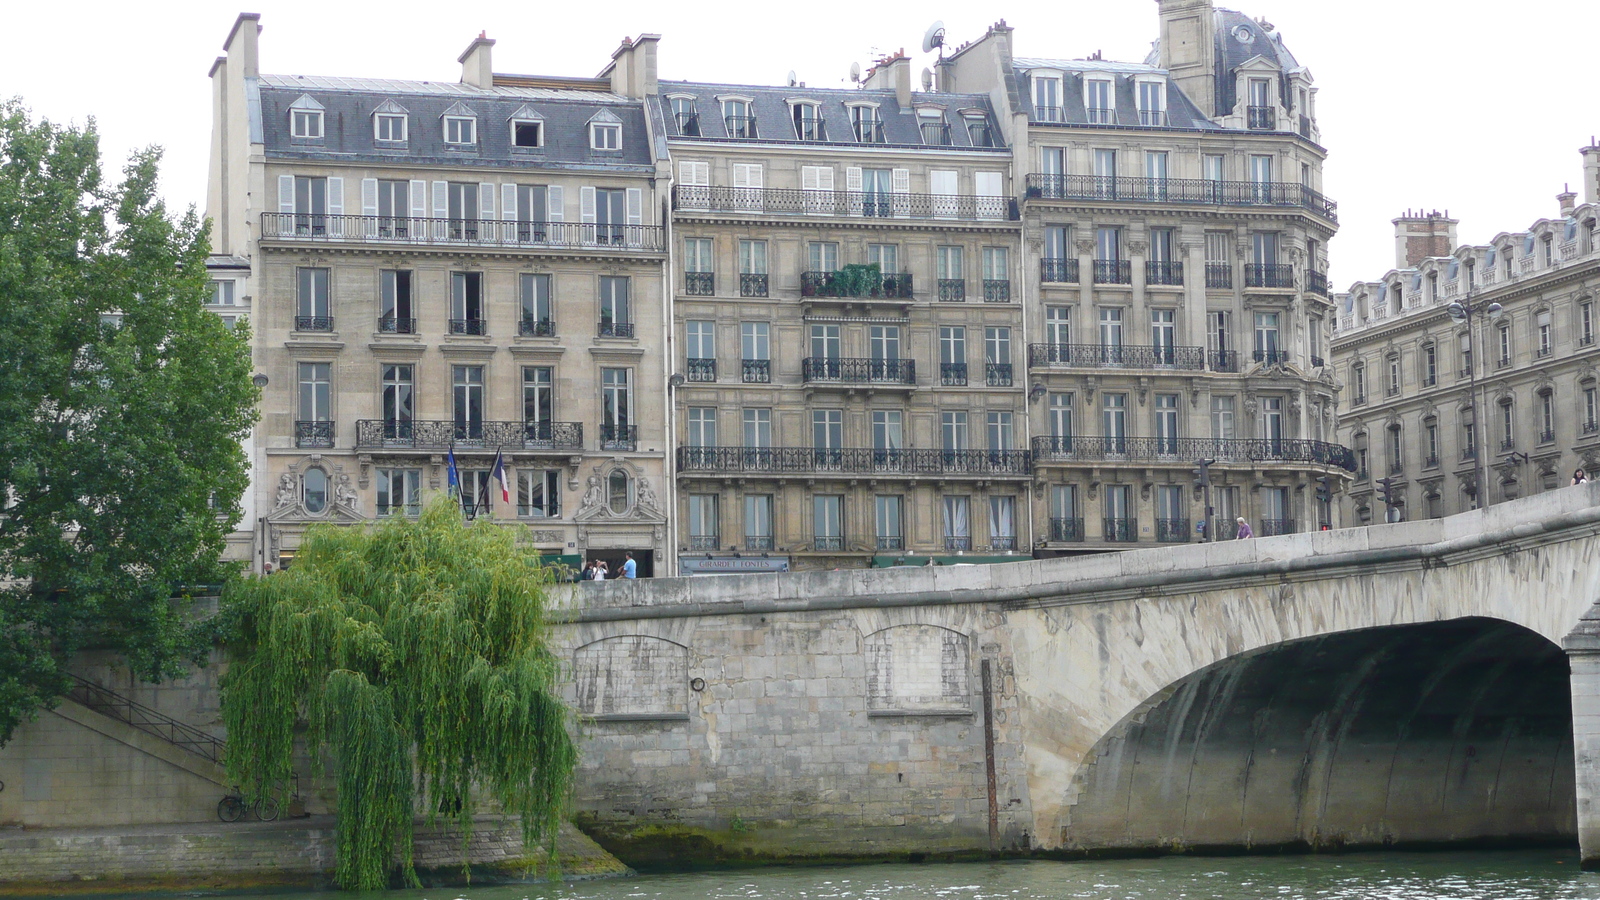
[1446,295,1504,509]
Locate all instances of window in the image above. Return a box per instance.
[744,495,774,549]
[601,368,631,438]
[1460,333,1473,376]
[1204,231,1231,287]
[671,97,700,135]
[1538,311,1553,357]
[608,470,631,514]
[1254,312,1280,360]
[1033,74,1062,121]
[872,410,903,452]
[382,364,413,429]
[590,120,621,149]
[1387,356,1401,396]
[1422,344,1437,386]
[792,103,823,141]
[1212,396,1235,439]
[686,320,716,381]
[982,247,1009,297]
[1099,307,1123,348]
[291,106,323,139]
[1587,387,1598,431]
[1049,393,1074,440]
[1085,79,1114,123]
[1498,323,1512,366]
[742,408,771,448]
[1247,78,1274,129]
[520,273,552,334]
[1203,155,1225,200]
[810,324,841,360]
[686,407,717,448]
[1095,226,1124,281]
[294,267,330,331]
[1051,485,1079,538]
[298,362,330,423]
[447,181,480,236]
[1154,394,1179,453]
[209,280,235,306]
[376,468,421,517]
[512,119,542,148]
[870,325,902,362]
[523,366,553,428]
[600,276,630,330]
[1151,309,1176,358]
[986,326,1012,386]
[448,272,484,335]
[741,322,769,361]
[1136,79,1165,125]
[722,98,755,138]
[987,411,1014,452]
[739,240,768,296]
[1260,396,1284,446]
[375,113,407,142]
[1388,425,1403,472]
[1584,301,1595,346]
[518,470,561,518]
[942,411,970,451]
[444,115,476,145]
[875,495,904,550]
[684,237,713,295]
[1103,393,1127,450]
[1045,307,1071,346]
[1501,399,1516,448]
[813,409,843,451]
[940,326,967,385]
[990,496,1017,549]
[1540,391,1556,442]
[868,243,899,274]
[938,246,965,299]
[807,241,840,273]
[514,184,549,240]
[850,105,882,143]
[1092,149,1117,198]
[688,495,718,547]
[814,496,843,549]
[918,108,949,145]
[1425,422,1439,464]
[452,365,484,439]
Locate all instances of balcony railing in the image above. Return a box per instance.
[991,536,1018,551]
[1210,350,1240,373]
[378,316,416,334]
[688,534,719,551]
[295,315,333,332]
[1311,355,1325,368]
[1029,343,1207,371]
[519,316,555,337]
[740,273,769,297]
[599,424,638,451]
[684,272,715,296]
[1042,258,1079,283]
[1086,107,1115,125]
[1146,260,1184,286]
[938,279,966,301]
[1245,264,1295,288]
[983,280,1012,302]
[801,271,913,300]
[1205,263,1233,289]
[1156,517,1190,542]
[673,185,1018,221]
[1462,447,1477,461]
[673,112,700,136]
[853,120,886,143]
[1024,174,1337,222]
[724,115,759,139]
[1247,106,1277,130]
[1307,270,1329,297]
[1103,517,1136,542]
[944,536,972,552]
[920,123,952,146]
[1031,436,1357,472]
[1259,518,1295,537]
[296,420,335,448]
[742,359,771,383]
[801,357,916,385]
[355,419,583,451]
[1253,349,1291,366]
[745,535,775,552]
[449,318,486,336]
[1138,109,1169,127]
[677,446,1032,477]
[598,321,635,338]
[686,358,716,382]
[877,536,905,551]
[1424,454,1440,469]
[1034,105,1064,123]
[261,213,665,251]
[794,118,827,141]
[813,535,844,551]
[1585,419,1600,436]
[986,363,1014,386]
[1093,259,1133,284]
[1049,517,1085,542]
[940,362,968,386]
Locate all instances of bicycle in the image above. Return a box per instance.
[217,786,280,823]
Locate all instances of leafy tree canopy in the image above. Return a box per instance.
[0,100,257,744]
[220,501,577,890]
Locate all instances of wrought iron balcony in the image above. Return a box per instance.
[1031,435,1358,472]
[1049,517,1085,542]
[1311,355,1325,368]
[684,272,715,296]
[1245,264,1295,289]
[944,536,972,552]
[1086,107,1115,125]
[1500,437,1516,452]
[1093,259,1132,284]
[688,534,720,551]
[599,424,638,451]
[1247,106,1277,130]
[1259,518,1295,536]
[1586,419,1600,436]
[740,273,768,297]
[1103,517,1136,542]
[793,118,827,141]
[261,214,665,251]
[920,123,952,146]
[938,279,966,301]
[745,535,775,552]
[673,112,700,136]
[1210,350,1240,373]
[1033,105,1064,123]
[295,420,335,448]
[1041,258,1079,283]
[802,357,916,386]
[724,115,759,139]
[986,363,1014,387]
[519,316,555,337]
[813,535,844,551]
[1462,447,1477,461]
[686,358,716,382]
[1307,270,1329,297]
[877,535,905,551]
[1023,174,1337,222]
[1138,109,1169,127]
[991,536,1017,551]
[1146,260,1184,286]
[1424,454,1440,469]
[853,120,886,143]
[449,318,486,336]
[598,321,635,338]
[742,359,771,383]
[378,316,416,334]
[1389,461,1404,475]
[1253,349,1291,366]
[673,185,1018,221]
[1028,343,1206,371]
[940,362,968,386]
[676,446,1032,477]
[295,315,333,332]
[967,124,997,148]
[355,419,583,451]
[1205,263,1233,289]
[801,271,913,300]
[983,280,1012,302]
[1156,517,1190,543]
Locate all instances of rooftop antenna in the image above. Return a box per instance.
[921,67,934,91]
[849,61,862,84]
[921,20,947,57]
[786,70,798,87]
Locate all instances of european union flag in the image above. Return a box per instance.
[446,446,460,497]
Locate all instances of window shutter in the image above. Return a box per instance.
[546,185,564,222]
[432,181,448,218]
[975,171,1004,220]
[679,160,708,185]
[478,182,496,220]
[891,168,910,218]
[580,186,596,223]
[361,178,378,216]
[626,187,643,225]
[409,180,427,219]
[892,168,910,193]
[501,184,517,221]
[802,166,820,191]
[845,167,863,217]
[815,167,835,191]
[278,175,294,213]
[326,177,344,216]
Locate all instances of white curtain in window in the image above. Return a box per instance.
[943,496,970,539]
[990,496,1015,539]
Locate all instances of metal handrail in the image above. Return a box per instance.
[1032,435,1357,472]
[674,185,1019,221]
[677,446,1032,477]
[67,675,224,764]
[261,214,665,251]
[1024,174,1337,222]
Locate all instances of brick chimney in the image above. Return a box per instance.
[458,33,494,88]
[1583,140,1600,206]
[1392,210,1458,269]
[1560,187,1578,217]
[1155,0,1217,118]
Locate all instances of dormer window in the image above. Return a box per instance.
[589,110,623,150]
[917,108,950,146]
[964,113,994,148]
[289,95,324,139]
[1084,79,1114,124]
[850,105,883,143]
[1247,79,1275,130]
[791,102,824,141]
[375,114,406,142]
[669,96,700,136]
[1136,79,1166,126]
[1032,74,1063,123]
[722,98,756,139]
[513,120,542,147]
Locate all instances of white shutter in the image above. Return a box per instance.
[626,187,643,224]
[731,164,763,212]
[432,181,448,218]
[326,177,344,216]
[478,182,496,220]
[361,178,378,216]
[278,174,294,213]
[546,185,564,222]
[802,166,821,191]
[409,180,427,218]
[929,170,958,218]
[891,168,910,218]
[845,166,863,217]
[679,160,708,185]
[678,161,709,210]
[975,171,1004,220]
[580,186,597,223]
[501,184,518,221]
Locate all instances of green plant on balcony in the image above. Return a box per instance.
[832,262,882,297]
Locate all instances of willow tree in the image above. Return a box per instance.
[220,500,577,890]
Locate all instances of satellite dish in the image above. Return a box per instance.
[849,61,862,83]
[921,67,934,91]
[921,20,947,55]
[786,70,798,87]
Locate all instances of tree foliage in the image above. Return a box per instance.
[219,501,578,890]
[0,100,257,744]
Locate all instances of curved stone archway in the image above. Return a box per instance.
[1060,618,1575,852]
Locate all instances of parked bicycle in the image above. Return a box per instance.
[217,786,280,822]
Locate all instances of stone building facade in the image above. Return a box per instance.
[1331,145,1600,523]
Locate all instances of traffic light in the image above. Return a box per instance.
[1315,476,1331,504]
[1192,458,1215,487]
[1377,477,1394,508]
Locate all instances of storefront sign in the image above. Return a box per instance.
[679,556,791,575]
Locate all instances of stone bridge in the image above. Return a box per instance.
[555,483,1600,867]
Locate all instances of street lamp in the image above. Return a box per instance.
[1446,296,1504,509]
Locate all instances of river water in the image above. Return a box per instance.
[194,850,1600,900]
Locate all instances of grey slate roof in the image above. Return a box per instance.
[1011,60,1220,131]
[653,82,1007,150]
[1211,9,1301,115]
[256,73,654,172]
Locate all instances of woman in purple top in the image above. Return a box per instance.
[1234,517,1254,539]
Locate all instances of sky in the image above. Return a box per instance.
[2,0,1595,288]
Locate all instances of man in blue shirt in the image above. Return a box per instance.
[621,551,637,579]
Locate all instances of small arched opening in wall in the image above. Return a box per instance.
[1060,618,1574,855]
[571,635,690,722]
[864,624,972,715]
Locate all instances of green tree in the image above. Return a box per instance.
[0,100,257,744]
[219,501,577,890]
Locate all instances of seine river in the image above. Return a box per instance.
[203,850,1600,900]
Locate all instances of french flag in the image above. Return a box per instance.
[490,450,511,504]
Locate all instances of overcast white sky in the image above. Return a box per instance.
[3,0,1595,288]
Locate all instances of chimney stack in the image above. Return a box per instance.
[458,33,494,88]
[1155,0,1217,118]
[863,51,913,108]
[604,34,661,99]
[1392,209,1458,270]
[1582,140,1600,207]
[222,12,261,79]
[1559,185,1577,217]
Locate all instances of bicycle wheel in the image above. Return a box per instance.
[254,796,280,822]
[217,796,245,823]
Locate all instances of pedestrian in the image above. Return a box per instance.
[1234,517,1254,540]
[1574,468,1589,486]
[261,563,274,576]
[621,551,637,579]
[594,561,607,581]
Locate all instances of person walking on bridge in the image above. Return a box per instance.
[1234,517,1254,539]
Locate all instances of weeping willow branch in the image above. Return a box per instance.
[219,499,577,890]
